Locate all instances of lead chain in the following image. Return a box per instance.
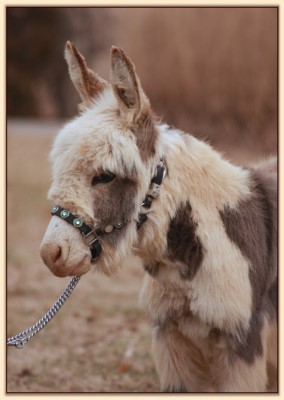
[7,275,81,349]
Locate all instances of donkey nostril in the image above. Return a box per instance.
[44,244,62,265]
[40,242,64,269]
[52,245,62,265]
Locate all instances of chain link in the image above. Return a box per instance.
[7,275,81,349]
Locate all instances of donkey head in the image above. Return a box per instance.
[40,42,160,277]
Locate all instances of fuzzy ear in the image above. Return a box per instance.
[64,41,108,105]
[110,46,149,120]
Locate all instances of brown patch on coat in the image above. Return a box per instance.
[111,47,158,161]
[267,361,278,392]
[143,262,160,277]
[268,278,277,317]
[92,176,138,246]
[219,166,277,364]
[219,168,277,314]
[208,315,264,365]
[231,312,264,364]
[209,328,221,339]
[131,111,158,161]
[167,202,204,280]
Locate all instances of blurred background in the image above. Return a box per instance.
[7,7,278,393]
[8,7,277,155]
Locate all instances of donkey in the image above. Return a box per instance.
[40,42,277,392]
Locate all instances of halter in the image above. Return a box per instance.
[51,159,167,262]
[7,159,166,349]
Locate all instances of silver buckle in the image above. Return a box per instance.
[150,183,160,198]
[160,164,167,182]
[83,230,99,246]
[148,164,167,199]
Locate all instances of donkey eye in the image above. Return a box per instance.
[92,172,115,186]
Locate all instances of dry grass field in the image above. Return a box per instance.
[7,119,276,393]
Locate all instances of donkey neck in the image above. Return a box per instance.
[136,124,252,264]
[159,125,252,207]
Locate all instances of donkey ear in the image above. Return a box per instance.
[64,41,108,105]
[110,47,149,120]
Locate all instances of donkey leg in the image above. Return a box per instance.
[210,319,271,392]
[266,320,278,392]
[214,353,267,392]
[152,324,209,392]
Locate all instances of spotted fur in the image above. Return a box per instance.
[40,44,277,392]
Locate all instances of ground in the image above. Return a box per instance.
[7,119,268,393]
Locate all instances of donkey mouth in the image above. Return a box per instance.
[50,263,90,278]
[70,259,91,276]
[50,258,90,278]
[40,242,90,277]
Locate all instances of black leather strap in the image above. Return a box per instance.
[136,212,148,229]
[51,206,102,261]
[90,240,102,260]
[137,160,166,230]
[140,195,153,209]
[152,164,165,185]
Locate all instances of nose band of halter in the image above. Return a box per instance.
[51,206,103,261]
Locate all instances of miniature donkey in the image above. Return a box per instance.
[40,42,277,392]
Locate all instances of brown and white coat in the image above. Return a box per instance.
[40,43,278,392]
